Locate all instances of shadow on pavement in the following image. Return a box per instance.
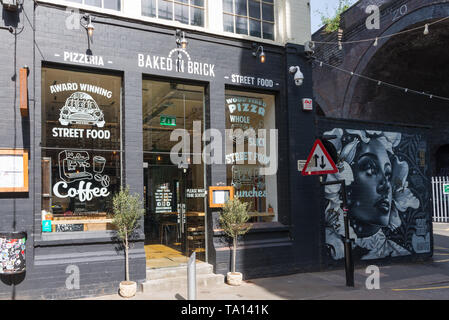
[241,231,449,300]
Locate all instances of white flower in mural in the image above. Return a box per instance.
[325,128,344,153]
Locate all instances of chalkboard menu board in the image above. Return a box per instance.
[155,184,173,213]
[55,224,84,232]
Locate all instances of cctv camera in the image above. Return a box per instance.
[304,41,315,55]
[289,66,304,86]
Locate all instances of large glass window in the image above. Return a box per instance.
[41,68,122,233]
[225,89,278,223]
[223,0,275,40]
[142,0,205,27]
[66,0,121,11]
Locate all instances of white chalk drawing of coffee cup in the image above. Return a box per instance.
[93,156,106,174]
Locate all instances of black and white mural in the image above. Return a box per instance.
[323,129,432,261]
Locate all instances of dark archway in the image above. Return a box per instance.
[339,4,449,175]
[348,18,449,124]
[341,2,449,116]
[436,145,449,176]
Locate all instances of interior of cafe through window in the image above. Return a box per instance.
[225,89,278,223]
[142,79,206,268]
[41,67,122,233]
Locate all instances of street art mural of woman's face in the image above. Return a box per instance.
[324,129,431,261]
[350,138,393,236]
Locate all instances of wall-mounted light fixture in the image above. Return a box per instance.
[176,29,188,49]
[252,44,266,63]
[80,14,95,39]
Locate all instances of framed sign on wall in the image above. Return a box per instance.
[209,186,234,208]
[0,149,29,192]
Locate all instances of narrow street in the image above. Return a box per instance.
[86,224,449,300]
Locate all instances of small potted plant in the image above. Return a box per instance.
[112,186,144,298]
[267,204,274,213]
[220,197,252,286]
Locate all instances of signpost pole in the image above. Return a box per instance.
[320,179,354,287]
[340,181,354,287]
[303,138,354,286]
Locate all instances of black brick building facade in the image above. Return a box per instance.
[0,1,320,299]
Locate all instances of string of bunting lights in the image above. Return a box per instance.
[312,16,449,49]
[310,15,449,101]
[312,58,449,102]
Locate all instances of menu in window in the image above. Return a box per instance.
[0,155,24,188]
[213,190,229,205]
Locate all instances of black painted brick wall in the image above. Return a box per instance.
[0,1,323,299]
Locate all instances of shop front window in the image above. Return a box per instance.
[225,89,278,223]
[41,67,122,233]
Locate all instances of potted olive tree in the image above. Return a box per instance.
[112,186,144,298]
[219,197,252,286]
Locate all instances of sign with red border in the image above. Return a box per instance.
[302,98,313,111]
[301,139,338,176]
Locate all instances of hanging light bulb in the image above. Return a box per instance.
[260,50,266,63]
[252,45,266,63]
[87,20,95,38]
[180,32,188,49]
[338,28,343,50]
[81,14,95,38]
[176,29,188,49]
[424,24,429,35]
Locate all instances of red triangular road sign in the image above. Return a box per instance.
[301,139,338,176]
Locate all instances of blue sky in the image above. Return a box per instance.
[311,0,357,33]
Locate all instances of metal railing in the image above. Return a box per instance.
[432,176,449,223]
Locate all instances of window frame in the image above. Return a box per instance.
[141,0,206,28]
[36,0,283,46]
[65,0,123,11]
[223,0,275,41]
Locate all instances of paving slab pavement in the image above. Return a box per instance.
[82,223,449,300]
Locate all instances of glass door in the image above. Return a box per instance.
[142,80,206,268]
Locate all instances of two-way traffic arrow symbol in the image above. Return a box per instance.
[313,154,326,169]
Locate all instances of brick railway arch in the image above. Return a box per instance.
[314,1,449,175]
[342,2,449,118]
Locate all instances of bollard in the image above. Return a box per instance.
[187,252,196,300]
